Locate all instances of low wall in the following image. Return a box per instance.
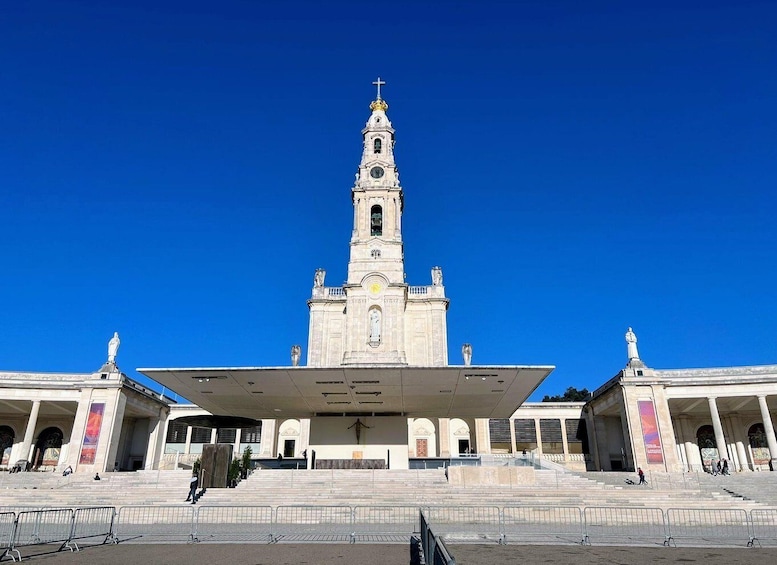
[447,466,535,486]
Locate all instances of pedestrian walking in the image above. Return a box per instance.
[185,472,199,503]
[638,467,646,485]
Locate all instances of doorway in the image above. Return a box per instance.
[283,439,296,458]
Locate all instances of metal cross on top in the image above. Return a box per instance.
[372,77,386,99]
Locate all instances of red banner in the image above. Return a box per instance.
[638,400,664,464]
[79,403,105,465]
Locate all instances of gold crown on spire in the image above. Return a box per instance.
[370,98,388,112]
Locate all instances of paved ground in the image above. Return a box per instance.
[10,543,777,565]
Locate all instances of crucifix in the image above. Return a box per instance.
[372,77,386,100]
[347,418,371,444]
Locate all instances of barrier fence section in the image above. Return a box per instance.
[352,505,419,542]
[583,506,667,546]
[114,505,195,543]
[666,508,754,547]
[749,509,777,547]
[501,506,584,545]
[68,506,116,549]
[420,510,456,565]
[273,506,354,543]
[12,508,75,555]
[424,506,501,543]
[0,512,18,562]
[194,506,273,543]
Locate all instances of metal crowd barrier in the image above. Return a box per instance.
[424,506,501,543]
[352,505,418,542]
[114,505,195,543]
[583,506,667,546]
[0,512,17,562]
[502,506,584,545]
[1,503,774,558]
[13,509,74,552]
[420,510,456,565]
[750,509,777,547]
[273,505,354,543]
[666,508,754,547]
[69,506,116,549]
[193,505,273,543]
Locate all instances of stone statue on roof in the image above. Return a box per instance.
[462,343,472,366]
[291,345,301,367]
[107,332,120,364]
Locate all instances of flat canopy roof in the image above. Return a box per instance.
[138,365,554,419]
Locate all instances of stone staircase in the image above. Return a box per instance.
[0,467,773,512]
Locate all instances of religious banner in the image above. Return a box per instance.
[638,400,664,464]
[79,402,105,465]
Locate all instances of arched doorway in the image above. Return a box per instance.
[411,418,437,458]
[33,427,63,469]
[277,419,300,458]
[748,423,770,468]
[449,418,472,456]
[0,426,14,466]
[696,425,718,472]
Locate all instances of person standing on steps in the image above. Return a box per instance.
[186,472,199,503]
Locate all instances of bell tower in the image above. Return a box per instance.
[307,79,449,368]
[347,77,405,286]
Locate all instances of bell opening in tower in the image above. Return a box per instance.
[371,205,383,236]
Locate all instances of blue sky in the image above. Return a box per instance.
[2,1,775,402]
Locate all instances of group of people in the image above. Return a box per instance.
[710,459,730,476]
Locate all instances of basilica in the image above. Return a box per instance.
[2,83,776,476]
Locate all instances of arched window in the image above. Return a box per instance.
[33,427,63,468]
[749,423,767,448]
[696,425,716,449]
[373,138,382,154]
[0,426,14,466]
[370,205,383,236]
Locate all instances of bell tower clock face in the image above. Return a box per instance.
[369,166,385,179]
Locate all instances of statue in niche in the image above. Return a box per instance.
[625,327,639,360]
[290,345,301,367]
[462,343,472,366]
[369,309,381,342]
[107,332,120,364]
[431,266,443,286]
[314,268,326,288]
[348,418,371,444]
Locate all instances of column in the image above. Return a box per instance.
[509,418,517,455]
[559,418,569,461]
[757,395,777,470]
[260,419,276,457]
[184,426,193,454]
[438,418,451,458]
[534,419,543,456]
[708,397,728,460]
[584,407,602,470]
[730,413,750,471]
[679,416,698,472]
[143,416,161,470]
[234,428,242,458]
[21,400,41,462]
[210,428,217,444]
[671,417,687,469]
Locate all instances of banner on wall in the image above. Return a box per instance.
[638,400,664,464]
[79,402,105,465]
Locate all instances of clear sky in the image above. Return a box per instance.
[2,1,775,403]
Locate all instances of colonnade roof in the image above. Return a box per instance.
[137,365,554,419]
